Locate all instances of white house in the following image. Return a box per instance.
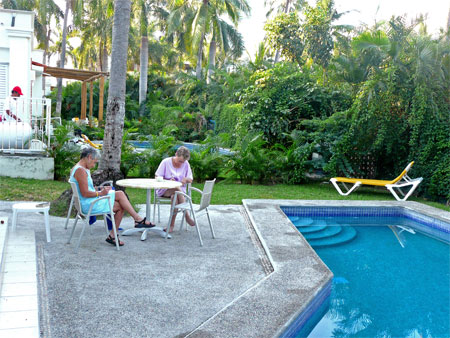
[0,8,54,179]
[0,9,49,107]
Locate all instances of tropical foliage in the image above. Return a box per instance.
[3,0,449,204]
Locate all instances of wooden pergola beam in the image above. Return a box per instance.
[31,61,109,122]
[81,82,87,120]
[85,73,105,83]
[89,81,94,126]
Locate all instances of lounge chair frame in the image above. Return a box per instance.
[330,162,423,201]
[385,175,423,201]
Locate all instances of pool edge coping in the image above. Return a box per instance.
[185,200,449,337]
[244,199,450,337]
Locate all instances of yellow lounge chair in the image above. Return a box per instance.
[330,161,423,201]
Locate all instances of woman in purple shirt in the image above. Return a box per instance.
[155,146,195,231]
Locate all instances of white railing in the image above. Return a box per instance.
[0,97,58,153]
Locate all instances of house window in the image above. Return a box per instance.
[0,64,9,113]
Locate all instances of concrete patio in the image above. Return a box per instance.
[1,199,447,337]
[0,200,331,338]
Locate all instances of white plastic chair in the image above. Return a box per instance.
[153,183,191,223]
[165,179,216,246]
[64,180,112,230]
[66,181,119,251]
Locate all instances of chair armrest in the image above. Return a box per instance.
[99,181,113,188]
[85,195,111,217]
[173,191,191,201]
[190,187,203,195]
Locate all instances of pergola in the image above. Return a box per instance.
[32,61,109,122]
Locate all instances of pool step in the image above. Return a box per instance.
[291,217,358,248]
[308,226,357,248]
[292,218,314,227]
[296,224,327,233]
[303,225,342,240]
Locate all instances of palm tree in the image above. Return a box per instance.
[206,16,245,83]
[138,0,148,105]
[55,0,71,117]
[74,0,114,71]
[264,0,304,63]
[95,0,131,182]
[168,0,250,80]
[246,41,273,70]
[54,0,85,116]
[302,0,353,83]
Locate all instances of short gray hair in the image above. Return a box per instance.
[80,146,100,160]
[175,146,190,160]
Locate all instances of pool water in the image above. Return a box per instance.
[128,141,234,155]
[288,216,450,338]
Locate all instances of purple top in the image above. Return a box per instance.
[155,157,193,196]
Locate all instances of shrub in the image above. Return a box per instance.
[46,123,80,180]
[188,134,227,181]
[135,130,179,178]
[214,103,242,135]
[225,134,280,184]
[239,62,352,146]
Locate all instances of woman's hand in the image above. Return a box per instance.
[181,177,192,185]
[100,186,111,196]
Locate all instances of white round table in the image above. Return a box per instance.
[116,178,182,240]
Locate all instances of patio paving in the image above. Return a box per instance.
[0,200,332,338]
[2,199,445,337]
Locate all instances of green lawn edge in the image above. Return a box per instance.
[1,177,448,216]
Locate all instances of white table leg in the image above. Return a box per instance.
[122,227,171,239]
[44,209,51,242]
[146,189,151,220]
[12,209,17,232]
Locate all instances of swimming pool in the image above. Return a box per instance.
[281,206,450,338]
[128,141,234,155]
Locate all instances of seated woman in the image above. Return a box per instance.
[70,147,154,247]
[155,146,195,232]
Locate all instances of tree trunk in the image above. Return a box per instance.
[196,34,204,80]
[206,39,216,84]
[274,49,281,63]
[94,0,131,183]
[139,36,148,105]
[55,0,70,118]
[102,44,109,72]
[98,41,103,71]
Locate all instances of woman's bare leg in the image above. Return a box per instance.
[163,189,178,231]
[164,188,195,231]
[114,191,152,225]
[110,201,124,244]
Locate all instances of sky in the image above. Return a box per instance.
[240,0,450,56]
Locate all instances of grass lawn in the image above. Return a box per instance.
[1,176,448,213]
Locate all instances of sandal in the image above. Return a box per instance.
[134,217,156,229]
[105,234,124,246]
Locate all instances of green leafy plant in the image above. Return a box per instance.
[45,123,80,180]
[136,128,180,178]
[225,133,280,184]
[188,134,227,181]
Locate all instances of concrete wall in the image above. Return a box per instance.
[0,155,54,180]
